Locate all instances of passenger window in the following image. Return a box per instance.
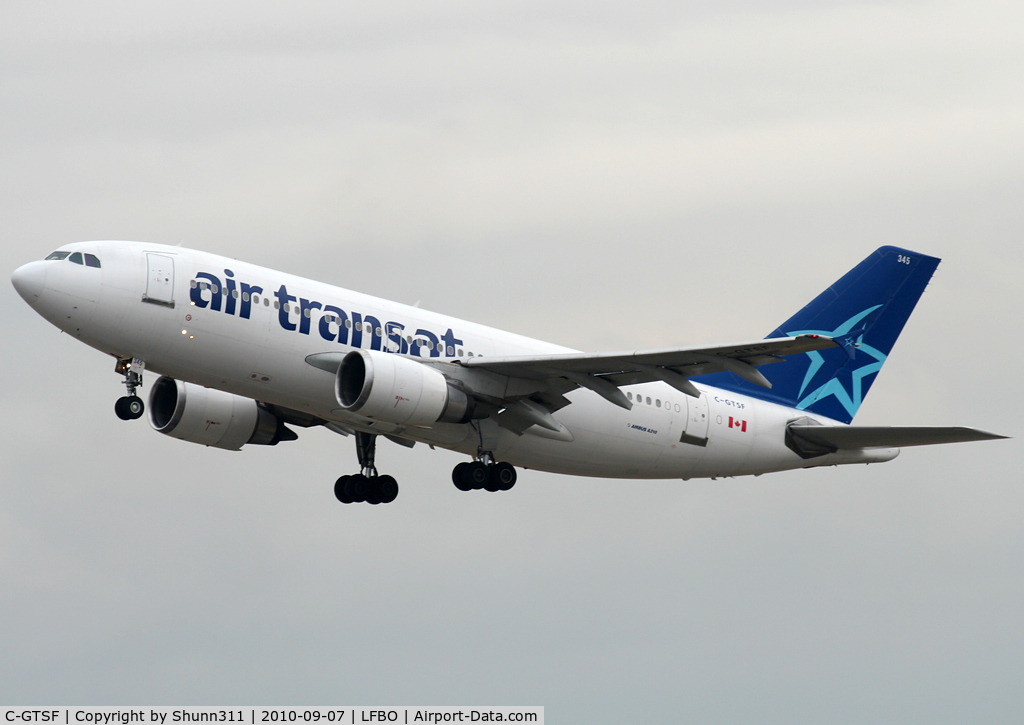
[190,279,198,288]
[646,396,651,405]
[627,392,633,400]
[675,404,681,412]
[656,399,661,408]
[45,251,70,260]
[84,254,101,268]
[68,252,84,265]
[457,349,464,356]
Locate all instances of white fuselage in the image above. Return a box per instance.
[18,241,896,479]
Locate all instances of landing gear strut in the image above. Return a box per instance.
[114,357,146,420]
[334,432,399,505]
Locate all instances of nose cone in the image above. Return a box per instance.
[11,260,46,305]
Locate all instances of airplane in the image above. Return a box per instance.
[10,242,1005,505]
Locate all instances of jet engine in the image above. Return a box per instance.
[335,349,474,426]
[148,376,296,450]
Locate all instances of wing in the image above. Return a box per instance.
[462,334,838,408]
[306,335,838,439]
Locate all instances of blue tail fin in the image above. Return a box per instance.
[696,246,940,423]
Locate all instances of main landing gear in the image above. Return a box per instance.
[452,457,517,493]
[335,432,399,505]
[114,357,145,421]
[451,419,517,492]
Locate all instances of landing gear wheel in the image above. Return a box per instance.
[453,462,473,491]
[126,396,145,419]
[377,475,399,504]
[366,477,383,505]
[114,394,144,420]
[465,461,490,490]
[350,474,370,503]
[334,475,355,504]
[492,462,517,491]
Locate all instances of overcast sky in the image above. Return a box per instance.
[2,1,1022,721]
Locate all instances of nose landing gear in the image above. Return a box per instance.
[114,357,146,420]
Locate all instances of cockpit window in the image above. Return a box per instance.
[45,251,70,260]
[68,252,84,265]
[84,253,101,268]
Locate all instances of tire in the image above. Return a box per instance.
[126,396,145,419]
[350,474,369,503]
[114,397,131,420]
[493,462,517,491]
[466,461,490,490]
[334,475,354,504]
[366,477,383,505]
[377,475,399,504]
[453,462,473,491]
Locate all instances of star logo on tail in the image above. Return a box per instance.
[786,305,887,419]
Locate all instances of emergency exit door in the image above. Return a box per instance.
[143,253,175,307]
[680,391,710,446]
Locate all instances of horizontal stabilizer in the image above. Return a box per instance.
[789,424,1006,454]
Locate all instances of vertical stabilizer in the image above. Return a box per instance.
[696,247,940,423]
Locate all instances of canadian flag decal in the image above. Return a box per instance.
[728,416,748,432]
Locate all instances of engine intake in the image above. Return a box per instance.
[336,349,473,426]
[148,376,295,450]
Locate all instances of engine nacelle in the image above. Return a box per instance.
[335,349,474,426]
[148,376,294,450]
